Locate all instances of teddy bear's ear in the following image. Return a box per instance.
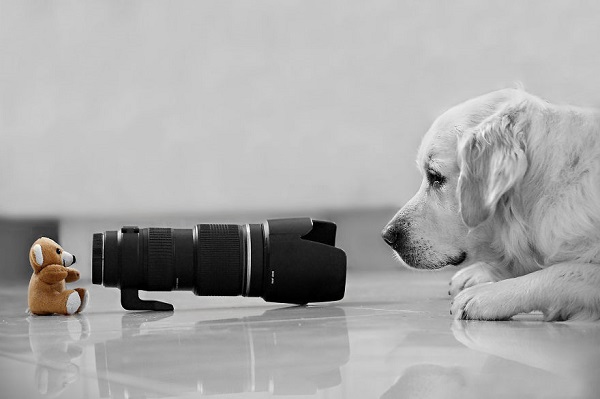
[32,244,44,267]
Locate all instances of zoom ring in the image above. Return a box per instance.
[147,228,174,290]
[197,224,243,296]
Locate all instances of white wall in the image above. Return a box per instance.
[2,1,599,218]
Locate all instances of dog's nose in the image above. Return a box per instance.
[381,225,398,246]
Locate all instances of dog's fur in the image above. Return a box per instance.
[382,88,600,321]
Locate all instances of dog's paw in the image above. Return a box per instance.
[449,262,498,297]
[450,281,522,320]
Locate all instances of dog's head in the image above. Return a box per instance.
[30,237,76,273]
[382,89,532,269]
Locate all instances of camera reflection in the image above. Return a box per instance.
[95,306,349,397]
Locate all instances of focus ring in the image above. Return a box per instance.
[147,228,174,290]
[197,224,243,296]
[92,233,104,285]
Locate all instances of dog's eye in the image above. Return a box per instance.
[56,248,62,255]
[427,169,446,188]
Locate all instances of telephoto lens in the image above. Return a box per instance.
[92,218,347,311]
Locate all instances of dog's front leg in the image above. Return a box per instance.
[449,261,505,297]
[450,263,600,321]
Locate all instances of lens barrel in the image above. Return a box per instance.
[92,218,346,311]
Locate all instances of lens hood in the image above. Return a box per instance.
[263,218,347,304]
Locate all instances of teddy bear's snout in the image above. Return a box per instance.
[62,251,76,267]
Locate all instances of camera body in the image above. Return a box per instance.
[93,218,347,310]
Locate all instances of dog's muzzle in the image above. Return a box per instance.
[381,223,420,266]
[382,223,408,252]
[381,225,398,247]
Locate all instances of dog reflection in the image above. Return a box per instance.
[382,321,600,399]
[381,364,466,399]
[452,320,600,397]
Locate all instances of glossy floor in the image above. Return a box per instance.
[1,270,600,399]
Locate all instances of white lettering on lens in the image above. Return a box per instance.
[271,270,275,284]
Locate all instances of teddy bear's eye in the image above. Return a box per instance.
[56,248,62,255]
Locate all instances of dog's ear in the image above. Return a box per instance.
[457,105,529,228]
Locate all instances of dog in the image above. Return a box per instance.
[382,88,600,321]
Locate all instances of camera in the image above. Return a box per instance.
[92,218,347,310]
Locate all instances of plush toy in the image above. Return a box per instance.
[28,237,88,315]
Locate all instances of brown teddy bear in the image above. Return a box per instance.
[28,237,88,315]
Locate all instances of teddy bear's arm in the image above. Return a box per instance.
[38,265,68,284]
[64,267,80,283]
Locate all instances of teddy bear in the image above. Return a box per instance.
[28,237,89,315]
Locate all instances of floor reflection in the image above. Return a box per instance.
[452,320,600,398]
[28,315,90,397]
[94,306,349,398]
[381,320,600,399]
[5,271,600,398]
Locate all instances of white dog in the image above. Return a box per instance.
[382,88,600,321]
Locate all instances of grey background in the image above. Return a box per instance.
[1,1,599,280]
